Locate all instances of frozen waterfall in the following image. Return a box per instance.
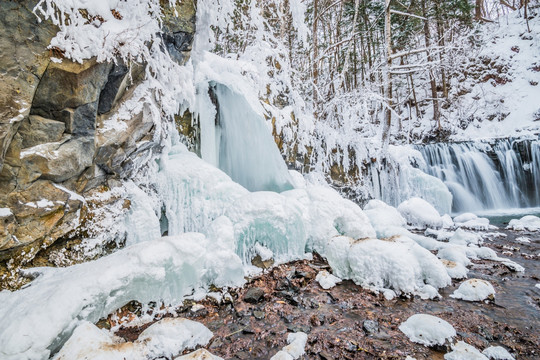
[416,138,540,213]
[198,83,294,192]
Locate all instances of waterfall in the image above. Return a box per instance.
[416,138,540,213]
[198,83,294,193]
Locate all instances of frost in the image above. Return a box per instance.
[399,314,456,346]
[451,279,495,302]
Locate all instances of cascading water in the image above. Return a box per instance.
[416,138,540,213]
[198,83,294,192]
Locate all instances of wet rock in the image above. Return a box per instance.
[253,310,265,320]
[319,351,335,360]
[244,287,265,303]
[251,254,274,269]
[286,324,311,333]
[363,319,379,334]
[97,61,129,114]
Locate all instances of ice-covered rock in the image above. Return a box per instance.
[398,197,443,229]
[441,259,468,279]
[454,213,478,223]
[270,332,308,360]
[363,199,408,238]
[482,346,515,360]
[53,318,213,360]
[0,234,244,360]
[507,215,540,231]
[441,214,454,228]
[451,279,495,301]
[326,237,450,298]
[438,245,472,267]
[315,270,342,290]
[444,341,488,360]
[449,229,482,246]
[399,314,456,346]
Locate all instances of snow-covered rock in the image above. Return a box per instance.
[177,349,224,360]
[444,341,488,360]
[398,197,443,229]
[53,318,213,360]
[363,199,408,238]
[399,314,456,346]
[315,270,342,290]
[270,332,308,360]
[454,213,478,224]
[514,236,530,244]
[441,259,468,279]
[507,215,540,231]
[326,236,450,298]
[451,279,495,301]
[482,346,515,360]
[449,229,482,246]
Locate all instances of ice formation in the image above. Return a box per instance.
[315,271,342,290]
[482,346,515,360]
[0,235,244,360]
[52,318,213,360]
[399,314,456,346]
[451,279,496,302]
[507,215,540,231]
[398,197,444,229]
[444,341,488,360]
[325,237,451,299]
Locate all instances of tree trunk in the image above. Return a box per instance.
[422,0,441,129]
[382,0,393,148]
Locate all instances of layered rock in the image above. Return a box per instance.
[0,0,196,288]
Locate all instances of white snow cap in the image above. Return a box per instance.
[0,207,12,217]
[399,314,456,346]
[507,215,540,231]
[444,341,488,360]
[270,332,308,360]
[53,318,213,360]
[315,270,342,290]
[451,279,495,302]
[177,349,224,360]
[482,346,515,360]
[398,197,443,229]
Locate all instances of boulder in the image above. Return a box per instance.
[18,115,65,148]
[31,58,112,116]
[20,136,94,183]
[160,0,196,65]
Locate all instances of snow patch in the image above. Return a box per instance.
[398,197,443,229]
[507,215,540,231]
[482,346,515,360]
[399,314,456,347]
[451,279,495,302]
[444,341,488,360]
[315,271,342,290]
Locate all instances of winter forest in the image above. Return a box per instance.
[0,0,539,359]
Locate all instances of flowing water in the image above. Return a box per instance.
[416,138,540,213]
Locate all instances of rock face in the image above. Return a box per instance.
[0,0,197,287]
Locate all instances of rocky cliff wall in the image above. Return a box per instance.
[0,0,196,288]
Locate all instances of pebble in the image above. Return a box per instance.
[363,319,379,334]
[244,287,265,303]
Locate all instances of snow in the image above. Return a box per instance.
[514,236,531,244]
[399,314,456,346]
[53,318,213,360]
[254,243,274,261]
[441,259,469,279]
[482,346,515,360]
[270,332,308,360]
[454,213,478,223]
[325,236,450,298]
[507,215,540,231]
[449,229,483,246]
[444,341,488,360]
[0,208,12,217]
[398,197,444,229]
[0,234,244,360]
[177,349,224,360]
[451,279,496,302]
[315,271,342,290]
